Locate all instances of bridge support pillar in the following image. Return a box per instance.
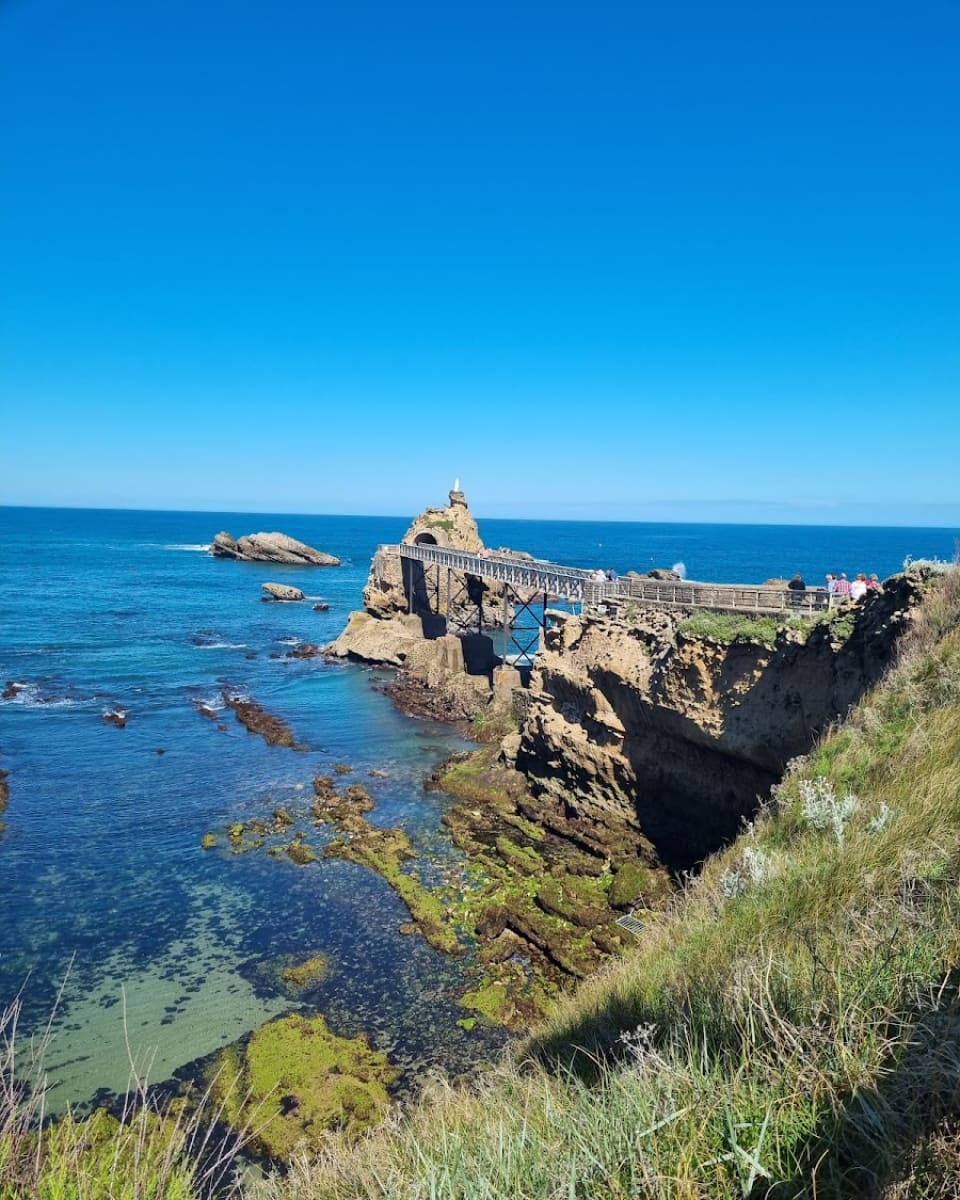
[493,663,523,704]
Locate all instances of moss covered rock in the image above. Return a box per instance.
[608,860,655,909]
[214,1013,399,1161]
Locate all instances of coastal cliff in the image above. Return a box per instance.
[506,575,922,868]
[329,493,924,871]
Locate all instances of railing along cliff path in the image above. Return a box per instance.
[376,544,831,617]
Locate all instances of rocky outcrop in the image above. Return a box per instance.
[326,611,494,720]
[212,531,340,566]
[326,488,510,721]
[326,611,428,667]
[361,487,487,621]
[261,582,305,602]
[505,576,922,870]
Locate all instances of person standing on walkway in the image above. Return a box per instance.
[834,573,852,599]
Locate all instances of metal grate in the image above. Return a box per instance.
[615,913,645,939]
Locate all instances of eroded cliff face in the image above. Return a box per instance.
[506,576,922,870]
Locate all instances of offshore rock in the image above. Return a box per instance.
[507,574,922,870]
[261,582,305,602]
[212,531,340,566]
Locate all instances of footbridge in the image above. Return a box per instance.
[375,543,830,664]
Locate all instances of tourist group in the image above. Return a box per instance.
[787,572,881,601]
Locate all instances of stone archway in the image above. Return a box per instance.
[414,532,438,546]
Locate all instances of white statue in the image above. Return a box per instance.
[453,477,460,492]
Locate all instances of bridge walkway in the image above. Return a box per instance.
[378,543,831,618]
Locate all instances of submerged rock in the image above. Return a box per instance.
[285,642,323,658]
[212,531,340,566]
[102,709,127,728]
[222,692,306,750]
[279,954,328,990]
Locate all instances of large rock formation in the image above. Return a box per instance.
[361,486,485,620]
[326,487,506,719]
[212,532,340,566]
[504,576,922,870]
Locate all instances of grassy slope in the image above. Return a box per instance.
[252,572,960,1199]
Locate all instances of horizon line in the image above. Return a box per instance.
[2,500,959,533]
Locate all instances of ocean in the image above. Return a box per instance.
[0,506,955,1110]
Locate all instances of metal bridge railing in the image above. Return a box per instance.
[380,544,831,618]
[383,543,593,603]
[601,576,831,616]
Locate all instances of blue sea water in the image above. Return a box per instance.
[0,506,955,1109]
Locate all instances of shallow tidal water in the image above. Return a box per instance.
[0,506,954,1110]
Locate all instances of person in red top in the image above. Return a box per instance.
[833,573,852,598]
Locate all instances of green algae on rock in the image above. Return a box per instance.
[324,823,463,955]
[200,832,217,850]
[285,836,317,865]
[280,954,328,990]
[213,1013,399,1160]
[432,745,673,1027]
[608,860,660,909]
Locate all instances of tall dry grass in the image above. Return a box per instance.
[0,980,260,1200]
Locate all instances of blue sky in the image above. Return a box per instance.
[1,0,958,524]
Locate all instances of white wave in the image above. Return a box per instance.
[163,543,211,552]
[194,642,247,651]
[1,682,88,709]
[275,637,302,646]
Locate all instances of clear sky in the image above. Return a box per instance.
[1,0,958,524]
